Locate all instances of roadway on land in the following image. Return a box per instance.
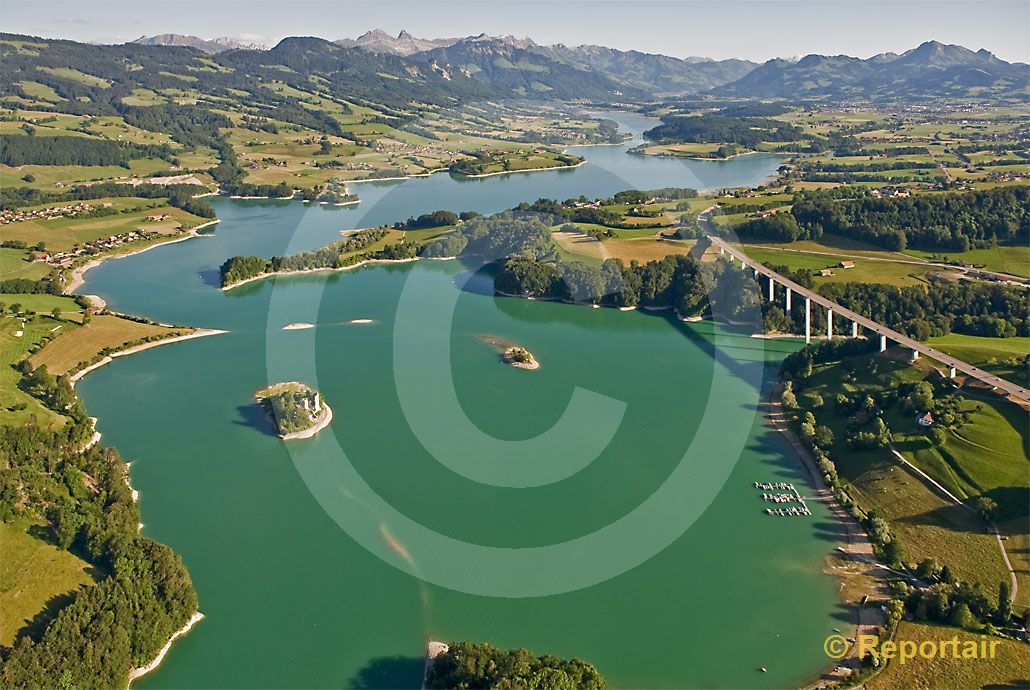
[698,207,1030,403]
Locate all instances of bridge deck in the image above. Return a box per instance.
[703,229,1030,403]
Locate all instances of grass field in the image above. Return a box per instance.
[0,158,172,191]
[0,247,53,281]
[29,314,180,375]
[888,390,1029,518]
[0,519,95,647]
[925,333,1029,389]
[798,353,1014,588]
[996,516,1030,610]
[1,294,84,321]
[738,246,936,286]
[865,620,1030,690]
[904,245,1030,279]
[0,315,69,429]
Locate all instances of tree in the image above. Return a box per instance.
[996,580,1012,624]
[973,495,998,520]
[881,538,904,566]
[813,425,834,449]
[51,307,62,320]
[905,381,934,412]
[925,425,947,448]
[916,557,941,580]
[950,602,977,630]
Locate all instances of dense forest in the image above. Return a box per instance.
[219,228,390,286]
[424,641,607,690]
[643,108,803,148]
[790,186,1030,251]
[0,133,175,167]
[0,417,197,688]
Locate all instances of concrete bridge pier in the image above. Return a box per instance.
[911,350,920,362]
[785,287,792,312]
[852,321,859,338]
[768,277,775,302]
[826,308,834,339]
[949,366,957,379]
[879,334,887,352]
[805,298,811,344]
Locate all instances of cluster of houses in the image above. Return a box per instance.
[869,187,911,198]
[0,201,108,226]
[36,229,164,268]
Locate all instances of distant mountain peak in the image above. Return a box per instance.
[715,40,1027,100]
[130,33,267,54]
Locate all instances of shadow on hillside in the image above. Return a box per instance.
[13,591,80,646]
[897,503,991,534]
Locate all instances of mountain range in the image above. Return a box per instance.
[714,41,1028,100]
[10,32,1029,104]
[131,34,268,53]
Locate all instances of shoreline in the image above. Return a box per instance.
[128,611,204,686]
[766,383,885,689]
[280,402,333,440]
[454,159,586,179]
[630,147,773,162]
[346,167,449,184]
[65,219,220,294]
[69,329,229,387]
[221,256,461,291]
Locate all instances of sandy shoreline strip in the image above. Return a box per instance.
[65,220,220,294]
[280,403,333,440]
[455,160,585,179]
[69,329,228,386]
[128,611,204,685]
[221,256,461,291]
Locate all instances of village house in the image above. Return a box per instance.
[838,261,856,269]
[916,411,935,427]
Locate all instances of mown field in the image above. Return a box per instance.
[1,294,84,321]
[738,245,937,287]
[926,333,1029,389]
[0,315,68,429]
[865,620,1030,690]
[29,314,181,375]
[0,247,52,281]
[904,245,1030,279]
[796,353,1018,589]
[0,519,95,647]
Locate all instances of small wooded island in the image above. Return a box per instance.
[503,346,539,370]
[255,382,333,439]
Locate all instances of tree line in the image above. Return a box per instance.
[791,186,1029,252]
[0,133,176,167]
[425,641,607,690]
[0,415,197,688]
[219,228,391,286]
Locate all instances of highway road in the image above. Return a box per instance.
[699,206,1030,403]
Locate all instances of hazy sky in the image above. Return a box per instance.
[3,0,1028,63]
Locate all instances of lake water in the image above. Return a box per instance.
[77,113,843,689]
